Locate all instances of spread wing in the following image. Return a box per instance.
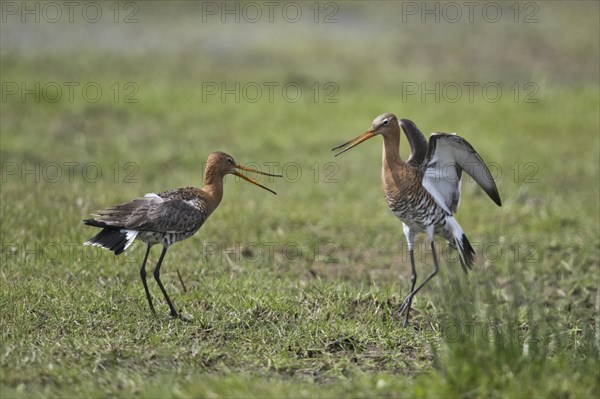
[422,133,502,214]
[90,193,208,234]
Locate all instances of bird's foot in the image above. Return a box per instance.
[394,294,415,327]
[178,314,193,323]
[395,295,412,317]
[148,304,157,315]
[170,309,193,323]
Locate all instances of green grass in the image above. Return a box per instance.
[1,2,599,398]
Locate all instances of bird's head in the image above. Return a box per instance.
[205,151,281,195]
[332,113,399,156]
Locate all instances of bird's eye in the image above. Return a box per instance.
[227,158,234,164]
[383,120,389,126]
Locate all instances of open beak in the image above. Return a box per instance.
[332,129,377,157]
[234,164,282,195]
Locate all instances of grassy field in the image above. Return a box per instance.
[1,1,599,398]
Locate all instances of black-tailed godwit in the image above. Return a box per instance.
[84,151,281,319]
[333,114,501,326]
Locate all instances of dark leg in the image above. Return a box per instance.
[140,245,156,314]
[397,241,440,327]
[152,246,179,318]
[403,248,418,325]
[395,248,417,317]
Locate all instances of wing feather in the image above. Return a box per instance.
[91,193,207,234]
[422,133,501,214]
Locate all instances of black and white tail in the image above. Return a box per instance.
[83,219,137,255]
[455,233,475,273]
[445,216,475,274]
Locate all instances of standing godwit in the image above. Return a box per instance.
[333,114,501,326]
[84,151,281,319]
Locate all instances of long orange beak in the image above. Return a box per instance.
[332,129,377,157]
[234,164,282,195]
